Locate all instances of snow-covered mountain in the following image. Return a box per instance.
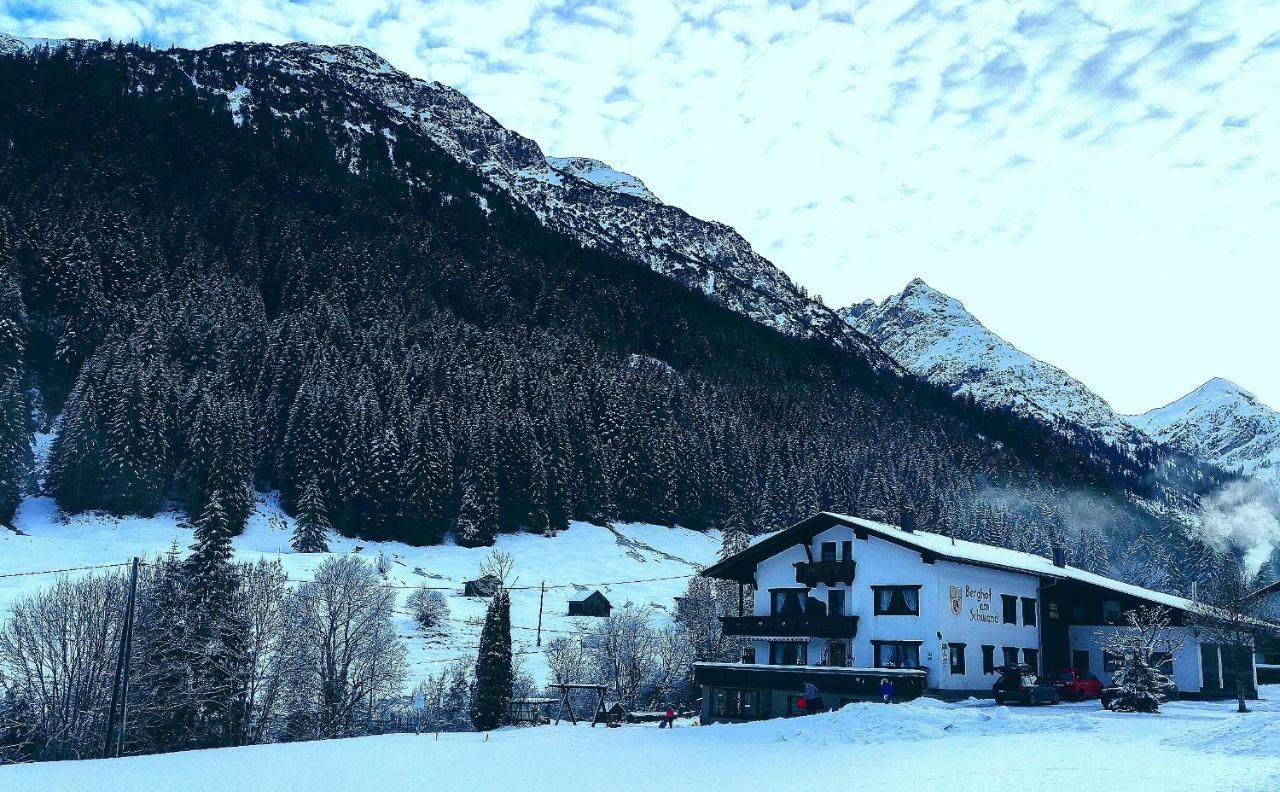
[1126,378,1280,493]
[0,35,891,368]
[843,278,1153,455]
[544,156,659,203]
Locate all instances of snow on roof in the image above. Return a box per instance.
[822,512,1201,612]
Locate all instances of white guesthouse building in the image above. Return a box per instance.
[694,512,1260,723]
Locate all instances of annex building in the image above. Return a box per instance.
[694,512,1261,723]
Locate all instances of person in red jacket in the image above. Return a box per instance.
[659,705,676,728]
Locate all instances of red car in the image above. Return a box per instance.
[1050,668,1103,701]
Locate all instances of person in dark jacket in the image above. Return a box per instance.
[880,678,894,704]
[802,681,820,714]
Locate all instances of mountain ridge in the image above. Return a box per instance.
[843,277,1155,456]
[1126,378,1280,493]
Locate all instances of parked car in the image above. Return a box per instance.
[992,664,1060,706]
[1050,668,1103,701]
[1100,675,1179,711]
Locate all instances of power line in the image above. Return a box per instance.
[7,561,695,595]
[0,561,133,579]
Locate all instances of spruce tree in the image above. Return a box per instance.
[187,490,237,603]
[470,588,512,731]
[291,478,331,552]
[456,452,498,548]
[0,265,28,522]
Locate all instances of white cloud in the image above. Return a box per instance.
[3,0,1279,413]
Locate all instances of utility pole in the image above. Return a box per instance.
[536,580,545,647]
[104,557,140,758]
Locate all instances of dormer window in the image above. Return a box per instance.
[872,585,920,616]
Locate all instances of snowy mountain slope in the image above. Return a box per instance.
[0,34,890,367]
[0,493,719,687]
[545,156,659,202]
[844,278,1154,455]
[4,696,1278,791]
[1127,378,1280,493]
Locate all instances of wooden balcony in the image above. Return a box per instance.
[793,558,856,586]
[720,614,859,639]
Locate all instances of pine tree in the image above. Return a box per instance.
[291,478,331,553]
[469,588,512,731]
[456,426,499,547]
[0,250,28,523]
[187,490,237,603]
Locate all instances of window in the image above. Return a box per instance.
[770,589,806,616]
[1151,652,1173,675]
[769,641,808,665]
[1001,594,1018,624]
[841,541,853,561]
[982,645,996,674]
[1002,647,1020,667]
[873,641,921,669]
[826,640,848,667]
[710,689,771,720]
[827,589,846,616]
[872,586,921,616]
[1021,597,1037,627]
[1103,600,1122,624]
[1072,650,1090,671]
[1023,648,1039,673]
[1103,651,1122,672]
[820,542,837,561]
[949,643,966,675]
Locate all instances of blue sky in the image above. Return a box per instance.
[3,0,1278,413]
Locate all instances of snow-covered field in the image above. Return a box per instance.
[0,493,719,684]
[3,693,1277,791]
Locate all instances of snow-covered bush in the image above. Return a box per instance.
[406,589,450,634]
[1099,605,1183,713]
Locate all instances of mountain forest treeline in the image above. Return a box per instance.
[0,43,1231,587]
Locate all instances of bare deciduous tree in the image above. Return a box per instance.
[0,571,127,760]
[283,556,406,738]
[1192,556,1271,713]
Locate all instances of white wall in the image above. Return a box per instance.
[748,526,1043,691]
[931,559,1040,691]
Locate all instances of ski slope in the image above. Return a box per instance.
[0,493,720,685]
[2,694,1277,792]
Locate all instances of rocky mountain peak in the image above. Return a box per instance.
[849,279,1153,456]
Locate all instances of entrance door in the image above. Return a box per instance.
[1072,650,1090,671]
[827,641,847,667]
[1200,643,1221,692]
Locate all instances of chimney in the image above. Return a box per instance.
[1051,544,1066,568]
[900,507,916,534]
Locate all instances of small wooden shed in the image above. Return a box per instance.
[463,574,501,597]
[567,590,612,618]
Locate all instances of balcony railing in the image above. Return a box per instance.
[721,614,859,639]
[794,559,856,586]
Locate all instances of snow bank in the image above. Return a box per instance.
[756,697,1094,748]
[1163,709,1280,756]
[3,697,1276,791]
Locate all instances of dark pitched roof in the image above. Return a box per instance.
[572,590,611,606]
[1250,579,1280,601]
